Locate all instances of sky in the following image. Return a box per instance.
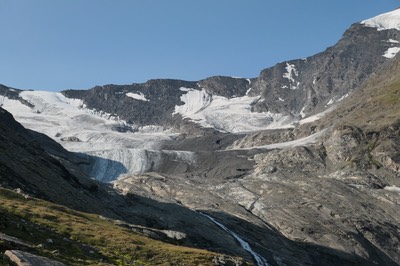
[0,1,399,91]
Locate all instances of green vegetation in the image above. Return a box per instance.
[339,81,400,130]
[363,81,400,125]
[314,60,400,132]
[0,188,244,265]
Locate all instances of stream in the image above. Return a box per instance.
[200,212,269,266]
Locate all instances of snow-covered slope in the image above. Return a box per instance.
[361,8,400,31]
[0,91,194,182]
[173,88,295,133]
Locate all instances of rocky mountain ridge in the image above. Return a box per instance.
[2,13,399,134]
[56,12,400,130]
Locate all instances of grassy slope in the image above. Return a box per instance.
[316,58,400,131]
[0,188,248,266]
[301,57,400,176]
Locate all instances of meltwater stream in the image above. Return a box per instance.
[200,213,269,266]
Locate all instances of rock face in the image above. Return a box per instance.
[250,23,400,117]
[62,79,198,127]
[61,76,253,129]
[324,125,368,165]
[0,107,114,214]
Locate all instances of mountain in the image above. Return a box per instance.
[59,10,400,129]
[0,106,258,265]
[1,8,400,266]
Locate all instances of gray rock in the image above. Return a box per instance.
[251,25,400,118]
[324,125,367,166]
[0,234,32,248]
[161,230,187,240]
[4,250,65,266]
[60,136,81,142]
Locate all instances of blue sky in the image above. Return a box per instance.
[0,1,399,91]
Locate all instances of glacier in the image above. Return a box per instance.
[173,88,295,133]
[1,88,330,182]
[0,91,194,182]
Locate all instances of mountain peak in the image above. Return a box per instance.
[361,8,400,31]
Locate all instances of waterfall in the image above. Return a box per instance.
[200,212,269,266]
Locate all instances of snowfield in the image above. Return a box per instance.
[173,88,295,133]
[361,8,400,31]
[383,47,400,58]
[384,185,400,193]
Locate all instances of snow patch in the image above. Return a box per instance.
[245,87,252,95]
[299,106,335,125]
[283,63,298,83]
[384,185,400,193]
[338,93,349,102]
[278,97,284,102]
[261,129,326,150]
[179,87,192,92]
[388,39,400,43]
[126,92,149,101]
[326,99,335,106]
[339,93,349,101]
[283,63,300,90]
[246,78,251,84]
[325,93,350,107]
[383,47,400,58]
[361,9,400,31]
[299,106,306,118]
